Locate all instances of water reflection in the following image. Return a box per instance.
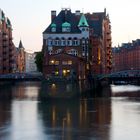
[111,84,140,97]
[111,97,140,140]
[1,82,140,139]
[12,82,41,100]
[39,81,86,99]
[38,98,111,140]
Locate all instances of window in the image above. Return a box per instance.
[68,61,72,65]
[68,38,72,46]
[55,61,59,65]
[51,23,56,32]
[82,40,85,44]
[55,40,60,46]
[49,60,55,65]
[49,50,53,55]
[55,49,62,54]
[67,49,78,56]
[48,39,52,46]
[73,38,79,46]
[49,60,59,65]
[62,22,71,32]
[51,27,56,32]
[82,28,85,31]
[62,61,72,65]
[61,38,66,46]
[62,61,68,65]
[82,45,86,51]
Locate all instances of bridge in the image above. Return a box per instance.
[98,70,140,84]
[0,72,44,81]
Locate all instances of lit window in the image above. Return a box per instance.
[49,60,55,65]
[55,61,59,65]
[55,71,59,75]
[67,70,70,73]
[63,69,67,76]
[68,61,72,65]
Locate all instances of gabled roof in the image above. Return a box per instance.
[43,9,107,37]
[43,9,81,34]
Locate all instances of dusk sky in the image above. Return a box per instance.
[1,0,140,52]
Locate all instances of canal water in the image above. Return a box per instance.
[0,82,140,140]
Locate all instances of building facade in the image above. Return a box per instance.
[86,10,112,74]
[112,39,140,72]
[0,9,15,74]
[43,8,112,79]
[25,52,37,73]
[15,40,25,72]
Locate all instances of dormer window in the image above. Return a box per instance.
[62,22,71,32]
[51,23,56,32]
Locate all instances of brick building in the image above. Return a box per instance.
[0,9,15,74]
[112,39,140,72]
[86,9,112,74]
[15,40,25,72]
[43,8,112,79]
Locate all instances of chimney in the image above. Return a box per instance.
[75,10,80,16]
[51,10,56,22]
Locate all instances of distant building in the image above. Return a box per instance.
[112,39,140,72]
[0,9,16,74]
[15,40,25,72]
[42,8,112,79]
[25,52,37,73]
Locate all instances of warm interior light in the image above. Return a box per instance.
[55,71,59,75]
[63,69,66,74]
[51,60,54,64]
[67,70,70,73]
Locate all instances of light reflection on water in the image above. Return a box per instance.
[111,84,140,93]
[0,82,140,139]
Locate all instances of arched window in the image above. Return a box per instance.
[67,37,72,46]
[82,37,86,44]
[61,37,66,46]
[47,38,52,46]
[55,37,60,46]
[73,37,79,46]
